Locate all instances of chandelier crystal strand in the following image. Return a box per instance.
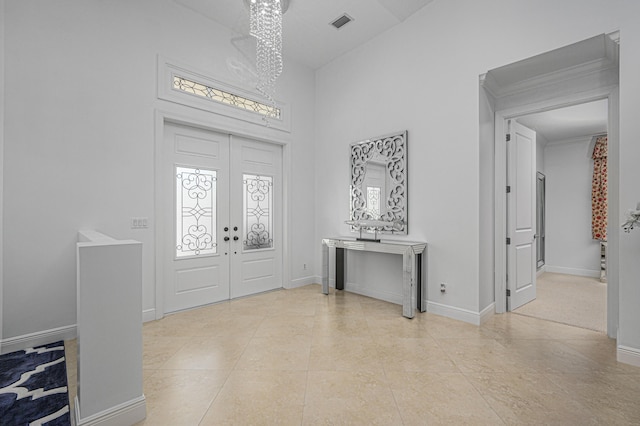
[248,0,283,123]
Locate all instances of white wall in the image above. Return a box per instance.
[537,134,547,174]
[5,0,640,364]
[0,0,5,350]
[315,0,640,354]
[479,87,495,310]
[618,26,640,361]
[544,137,600,276]
[2,0,316,340]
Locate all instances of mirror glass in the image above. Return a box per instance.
[536,172,545,268]
[350,131,407,235]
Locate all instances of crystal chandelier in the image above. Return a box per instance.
[244,0,289,118]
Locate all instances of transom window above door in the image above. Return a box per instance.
[157,57,291,132]
[173,76,281,119]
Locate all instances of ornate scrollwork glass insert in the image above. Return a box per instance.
[175,167,217,258]
[350,131,407,235]
[173,76,281,119]
[243,174,274,251]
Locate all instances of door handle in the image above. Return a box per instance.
[224,236,230,242]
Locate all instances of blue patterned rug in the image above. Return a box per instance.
[0,341,70,425]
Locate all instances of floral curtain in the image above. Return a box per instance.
[591,136,608,240]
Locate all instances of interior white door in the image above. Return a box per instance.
[229,136,283,298]
[163,123,231,313]
[507,120,537,310]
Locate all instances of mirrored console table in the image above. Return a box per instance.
[321,237,427,318]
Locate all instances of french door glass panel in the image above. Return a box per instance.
[243,173,274,251]
[175,166,217,258]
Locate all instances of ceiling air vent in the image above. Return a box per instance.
[330,13,354,30]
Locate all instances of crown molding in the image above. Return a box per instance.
[482,34,619,100]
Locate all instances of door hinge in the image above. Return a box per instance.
[506,237,511,245]
[506,289,511,297]
[506,133,511,142]
[506,185,511,193]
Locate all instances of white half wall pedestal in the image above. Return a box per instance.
[321,237,427,318]
[76,230,146,425]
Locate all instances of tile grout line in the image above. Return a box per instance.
[458,369,508,425]
[198,305,269,425]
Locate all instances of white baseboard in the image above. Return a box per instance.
[323,278,402,305]
[287,275,319,289]
[617,345,640,368]
[142,308,156,323]
[1,325,77,354]
[143,278,322,321]
[426,301,490,326]
[75,394,146,426]
[544,266,600,278]
[479,302,496,325]
[536,266,546,276]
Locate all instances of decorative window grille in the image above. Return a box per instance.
[243,174,273,251]
[366,186,381,218]
[173,76,281,119]
[176,167,217,258]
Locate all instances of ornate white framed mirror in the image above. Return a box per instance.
[349,130,407,237]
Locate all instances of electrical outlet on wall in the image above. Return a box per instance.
[440,282,446,293]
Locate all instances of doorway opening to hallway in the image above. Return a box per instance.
[481,32,619,337]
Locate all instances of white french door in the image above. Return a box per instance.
[163,123,282,314]
[229,135,283,298]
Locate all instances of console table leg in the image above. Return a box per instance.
[322,242,329,295]
[336,247,345,291]
[416,253,426,312]
[402,250,415,318]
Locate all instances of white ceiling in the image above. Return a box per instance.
[517,99,608,144]
[176,1,608,143]
[173,0,435,69]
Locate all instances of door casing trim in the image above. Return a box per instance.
[493,88,619,338]
[487,34,620,340]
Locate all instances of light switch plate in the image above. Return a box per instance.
[131,217,149,229]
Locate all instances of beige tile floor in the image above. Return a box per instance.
[514,272,607,332]
[66,284,640,425]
